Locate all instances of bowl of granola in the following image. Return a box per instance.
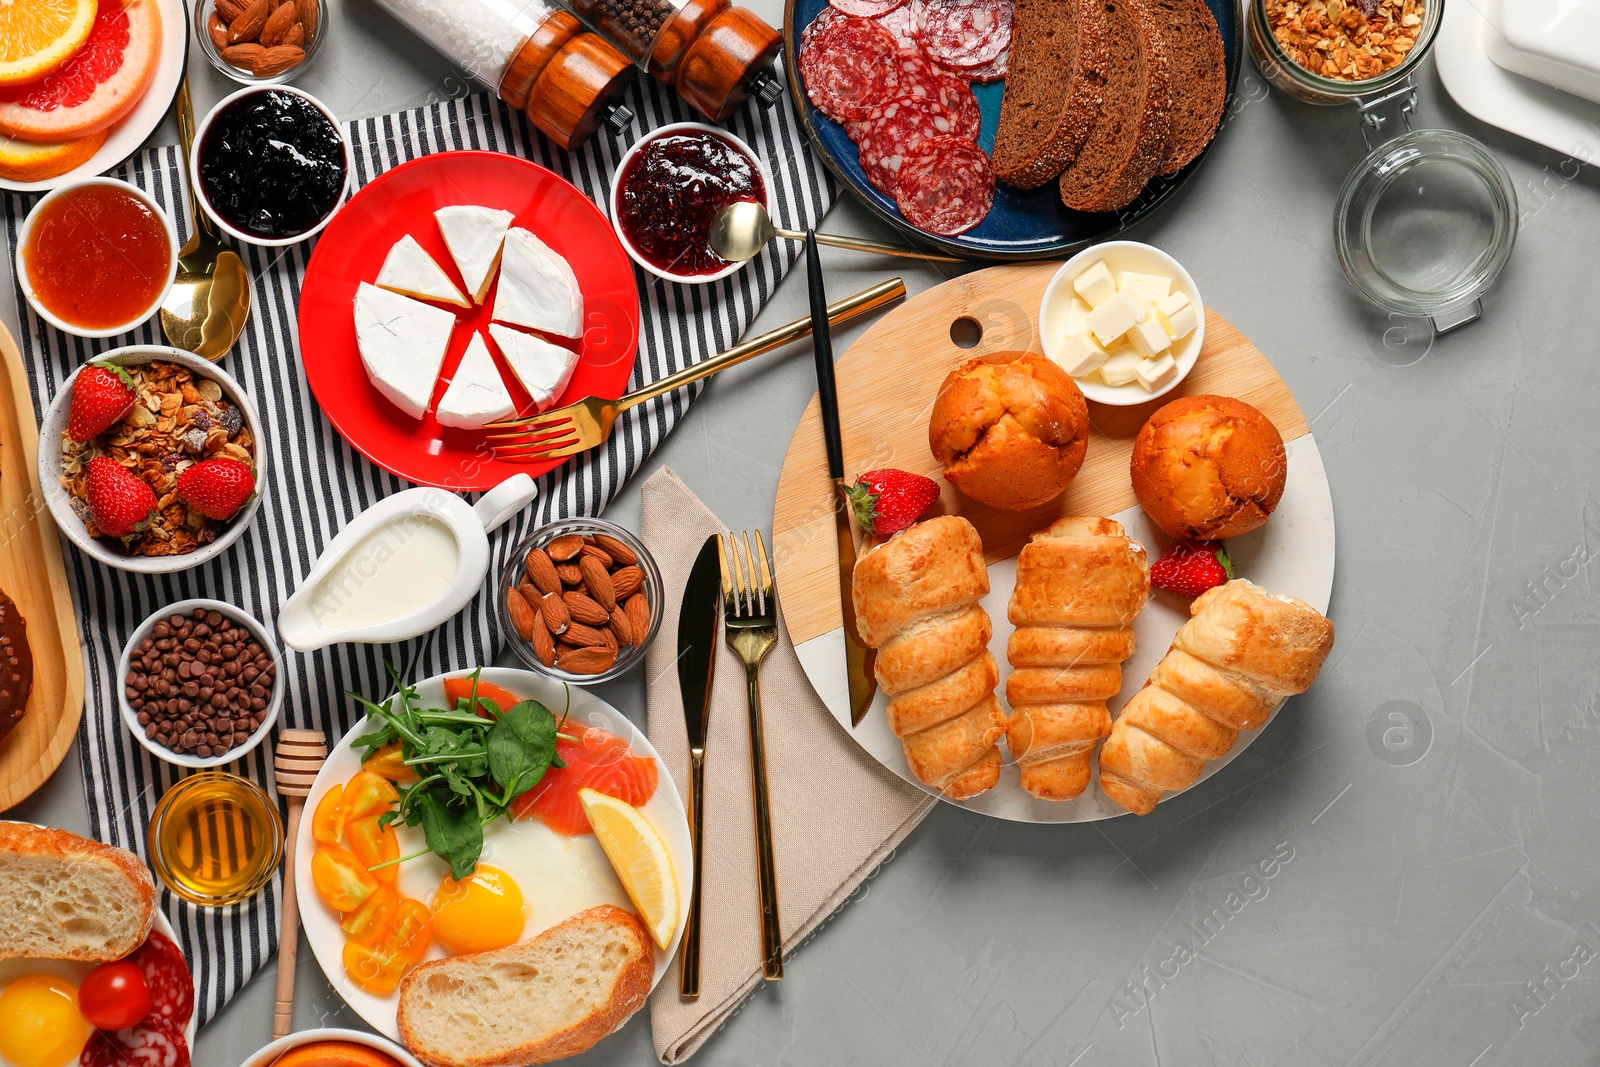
[40,347,266,573]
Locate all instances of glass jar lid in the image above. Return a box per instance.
[1334,128,1517,330]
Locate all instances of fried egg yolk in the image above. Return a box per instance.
[0,975,94,1067]
[430,864,526,956]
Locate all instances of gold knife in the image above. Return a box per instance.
[804,232,877,723]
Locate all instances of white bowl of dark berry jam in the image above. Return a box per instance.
[192,85,351,248]
[610,122,776,285]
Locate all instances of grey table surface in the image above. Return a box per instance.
[12,1,1600,1064]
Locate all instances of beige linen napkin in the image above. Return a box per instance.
[641,468,934,1063]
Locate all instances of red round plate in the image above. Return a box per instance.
[298,151,640,490]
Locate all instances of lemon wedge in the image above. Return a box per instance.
[579,787,679,950]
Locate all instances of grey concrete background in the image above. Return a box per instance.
[14,0,1600,1063]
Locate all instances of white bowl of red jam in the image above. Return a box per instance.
[610,122,776,285]
[16,178,179,339]
[192,84,352,249]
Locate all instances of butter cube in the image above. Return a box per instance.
[1135,354,1179,392]
[1072,261,1118,308]
[1054,331,1108,378]
[1100,350,1143,387]
[1086,291,1143,347]
[1128,315,1173,359]
[1155,291,1199,340]
[1062,297,1092,338]
[1120,271,1171,304]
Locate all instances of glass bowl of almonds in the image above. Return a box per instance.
[196,0,326,85]
[499,519,663,685]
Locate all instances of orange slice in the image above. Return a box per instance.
[0,128,104,181]
[0,0,98,87]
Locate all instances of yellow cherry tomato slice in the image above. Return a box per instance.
[311,783,346,847]
[343,771,399,820]
[312,845,378,913]
[361,741,412,781]
[347,816,401,885]
[339,884,399,945]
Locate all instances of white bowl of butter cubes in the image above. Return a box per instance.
[1040,241,1203,406]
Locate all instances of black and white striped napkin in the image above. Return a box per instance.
[2,78,833,1027]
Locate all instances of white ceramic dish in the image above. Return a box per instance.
[277,475,537,652]
[1039,240,1203,407]
[295,668,694,1043]
[0,0,187,195]
[117,599,284,769]
[793,436,1337,824]
[239,1028,422,1067]
[1484,0,1600,106]
[191,85,352,248]
[0,901,198,1059]
[15,178,179,338]
[609,122,777,284]
[38,345,267,575]
[1436,0,1600,158]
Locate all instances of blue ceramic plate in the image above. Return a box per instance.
[783,0,1242,261]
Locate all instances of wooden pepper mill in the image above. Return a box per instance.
[271,728,327,1040]
[498,13,638,148]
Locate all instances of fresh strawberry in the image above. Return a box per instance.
[84,458,156,538]
[68,363,136,441]
[1150,540,1234,599]
[176,458,256,521]
[846,468,940,538]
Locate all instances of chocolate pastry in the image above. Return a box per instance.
[0,593,33,744]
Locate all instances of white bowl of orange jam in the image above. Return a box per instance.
[16,177,178,339]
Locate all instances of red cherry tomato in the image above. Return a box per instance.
[77,960,153,1030]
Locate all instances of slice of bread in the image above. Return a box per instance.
[0,822,155,961]
[1147,0,1227,174]
[397,905,653,1066]
[992,0,1109,189]
[1057,0,1173,214]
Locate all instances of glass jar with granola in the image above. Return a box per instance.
[1247,0,1439,105]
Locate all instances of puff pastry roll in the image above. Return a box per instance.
[853,516,1007,800]
[1005,517,1150,800]
[1098,579,1334,815]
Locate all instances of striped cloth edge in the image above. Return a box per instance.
[2,74,833,1026]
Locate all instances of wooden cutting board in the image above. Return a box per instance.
[0,323,84,812]
[773,263,1311,647]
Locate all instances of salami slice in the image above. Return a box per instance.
[798,15,903,123]
[830,0,907,16]
[125,931,194,1028]
[875,3,920,48]
[911,0,1012,68]
[893,135,995,236]
[892,50,981,138]
[80,1018,190,1067]
[851,96,963,193]
[950,49,1007,83]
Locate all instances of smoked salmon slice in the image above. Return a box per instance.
[512,726,658,835]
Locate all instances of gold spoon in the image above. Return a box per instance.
[709,200,964,264]
[160,75,250,360]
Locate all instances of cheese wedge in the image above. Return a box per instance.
[436,332,516,429]
[376,234,470,308]
[490,324,578,411]
[492,228,583,340]
[435,206,515,304]
[354,282,456,421]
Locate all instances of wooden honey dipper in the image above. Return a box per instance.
[272,729,327,1040]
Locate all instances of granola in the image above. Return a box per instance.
[1267,0,1423,82]
[60,361,256,557]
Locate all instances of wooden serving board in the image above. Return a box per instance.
[773,263,1311,647]
[0,323,85,812]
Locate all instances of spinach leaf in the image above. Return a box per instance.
[417,791,482,881]
[487,700,558,797]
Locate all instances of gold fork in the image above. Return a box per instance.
[485,278,905,461]
[718,531,783,981]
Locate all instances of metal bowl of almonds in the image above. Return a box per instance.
[500,519,663,685]
[39,346,267,575]
[196,0,325,85]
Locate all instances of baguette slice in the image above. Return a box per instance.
[397,905,652,1067]
[992,0,1109,189]
[0,822,155,961]
[1057,0,1172,214]
[1147,0,1227,175]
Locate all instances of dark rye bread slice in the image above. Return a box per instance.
[1146,0,1227,174]
[991,0,1109,190]
[1057,0,1172,214]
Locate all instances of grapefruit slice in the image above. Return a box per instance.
[0,0,97,87]
[0,0,161,143]
[0,127,105,180]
